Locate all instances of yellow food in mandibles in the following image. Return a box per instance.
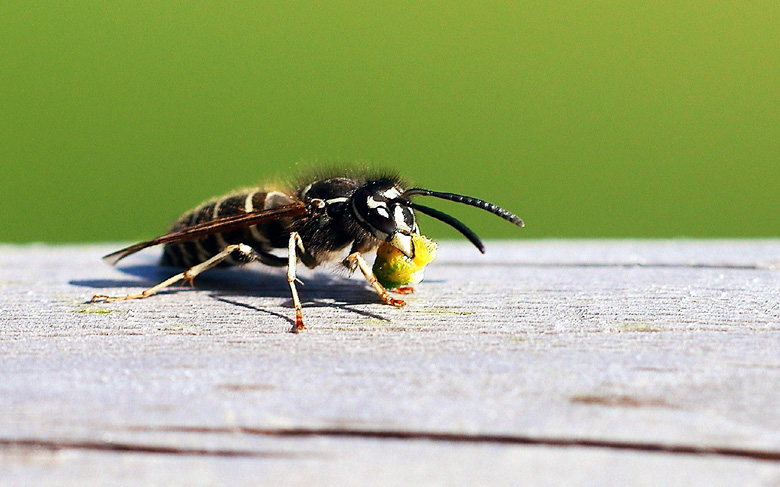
[373,234,438,289]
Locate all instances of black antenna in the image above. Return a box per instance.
[401,188,524,228]
[404,201,486,253]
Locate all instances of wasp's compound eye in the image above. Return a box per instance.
[352,188,394,236]
[351,184,415,238]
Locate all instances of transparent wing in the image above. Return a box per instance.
[103,201,309,265]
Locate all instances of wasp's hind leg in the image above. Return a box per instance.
[345,253,406,308]
[91,244,259,303]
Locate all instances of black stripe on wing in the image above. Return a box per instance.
[103,201,309,265]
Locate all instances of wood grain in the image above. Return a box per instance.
[1,241,779,486]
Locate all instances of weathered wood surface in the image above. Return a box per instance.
[1,241,779,486]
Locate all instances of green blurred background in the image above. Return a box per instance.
[2,1,778,242]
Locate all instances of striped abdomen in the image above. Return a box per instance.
[161,189,295,268]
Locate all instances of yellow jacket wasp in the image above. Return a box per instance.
[92,171,524,333]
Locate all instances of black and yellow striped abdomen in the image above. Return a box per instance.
[160,189,294,268]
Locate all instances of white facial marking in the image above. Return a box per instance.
[382,188,401,199]
[366,196,384,209]
[394,205,411,231]
[376,207,390,219]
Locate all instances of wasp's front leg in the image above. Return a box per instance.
[346,253,406,308]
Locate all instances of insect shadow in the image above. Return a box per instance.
[213,295,389,325]
[71,264,179,290]
[71,262,392,322]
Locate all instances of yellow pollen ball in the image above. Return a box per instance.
[373,234,438,289]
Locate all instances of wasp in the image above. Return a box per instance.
[92,171,524,333]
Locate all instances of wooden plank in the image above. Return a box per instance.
[1,241,779,485]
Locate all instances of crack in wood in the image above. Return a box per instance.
[120,426,780,463]
[0,438,302,459]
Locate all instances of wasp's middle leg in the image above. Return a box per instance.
[91,243,259,303]
[287,232,307,333]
